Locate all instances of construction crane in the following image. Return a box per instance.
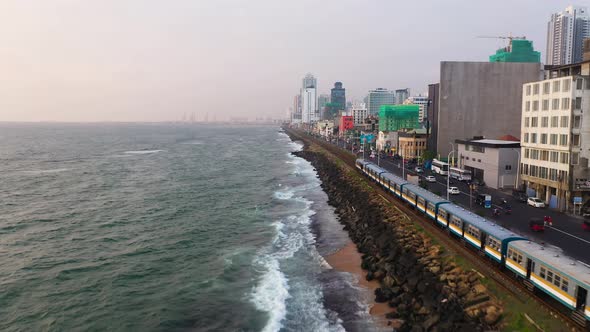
[476,35,527,41]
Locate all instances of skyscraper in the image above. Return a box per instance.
[367,88,395,116]
[318,94,330,120]
[546,5,590,65]
[330,82,346,113]
[394,88,410,105]
[301,73,318,123]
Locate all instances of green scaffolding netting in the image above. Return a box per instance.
[378,104,420,131]
[489,40,540,63]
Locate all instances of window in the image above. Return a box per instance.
[547,270,554,283]
[524,117,530,127]
[563,79,571,92]
[531,149,539,159]
[543,82,550,94]
[507,248,523,264]
[550,134,558,145]
[531,133,537,143]
[533,100,539,111]
[541,116,548,127]
[553,80,560,92]
[552,98,560,110]
[531,117,538,127]
[524,133,529,143]
[560,134,568,146]
[561,152,569,164]
[577,78,584,90]
[550,168,558,181]
[541,133,548,144]
[540,150,548,160]
[487,236,501,252]
[562,279,569,292]
[561,116,569,127]
[572,152,579,165]
[526,85,531,96]
[562,98,570,110]
[542,99,549,111]
[574,115,581,128]
[524,148,530,158]
[550,151,559,162]
[573,134,580,146]
[533,83,539,95]
[525,101,531,111]
[540,266,546,279]
[450,215,462,228]
[575,97,582,110]
[467,225,480,239]
[551,116,558,127]
[505,165,512,170]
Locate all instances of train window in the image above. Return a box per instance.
[487,237,500,251]
[439,209,448,219]
[547,271,554,283]
[427,202,435,211]
[450,216,462,227]
[561,279,569,292]
[409,192,416,200]
[418,197,425,205]
[508,248,523,264]
[540,267,546,279]
[554,275,561,287]
[467,225,480,238]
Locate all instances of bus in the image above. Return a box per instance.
[449,167,472,181]
[431,159,449,176]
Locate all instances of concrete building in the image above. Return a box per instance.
[395,88,410,105]
[315,120,334,138]
[427,83,439,153]
[330,82,346,113]
[520,60,590,209]
[399,129,427,160]
[318,94,330,119]
[367,88,395,116]
[437,61,543,157]
[301,73,318,123]
[456,138,520,190]
[405,95,429,122]
[547,5,590,65]
[291,95,302,123]
[351,103,368,126]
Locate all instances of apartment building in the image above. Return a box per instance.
[520,63,590,209]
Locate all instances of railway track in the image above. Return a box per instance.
[286,128,584,331]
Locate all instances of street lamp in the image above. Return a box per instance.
[447,143,455,200]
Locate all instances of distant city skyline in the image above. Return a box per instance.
[0,1,579,122]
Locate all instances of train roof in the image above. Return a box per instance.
[381,172,408,186]
[366,163,386,173]
[404,184,448,204]
[510,240,590,286]
[439,204,524,241]
[356,159,370,165]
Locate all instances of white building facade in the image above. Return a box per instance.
[547,5,590,65]
[520,74,590,209]
[404,95,429,122]
[301,73,319,124]
[351,103,368,126]
[367,88,395,116]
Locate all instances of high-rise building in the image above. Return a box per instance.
[404,95,429,122]
[318,94,330,120]
[395,88,410,105]
[351,103,368,126]
[546,5,590,65]
[291,95,302,123]
[367,88,395,116]
[330,82,346,113]
[301,73,318,123]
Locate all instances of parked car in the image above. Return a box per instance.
[527,197,546,208]
[512,190,528,203]
[529,218,545,232]
[415,167,423,173]
[448,187,460,195]
[425,175,436,183]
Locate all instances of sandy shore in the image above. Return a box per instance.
[324,241,391,327]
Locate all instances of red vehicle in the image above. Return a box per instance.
[543,215,553,226]
[583,220,590,231]
[529,218,545,232]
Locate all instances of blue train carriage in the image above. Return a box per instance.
[355,159,370,171]
[403,184,448,219]
[365,163,386,182]
[435,204,474,236]
[507,240,590,319]
[380,172,408,198]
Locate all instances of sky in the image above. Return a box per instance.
[0,0,579,122]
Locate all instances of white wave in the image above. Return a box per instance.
[273,189,294,200]
[22,168,71,175]
[123,150,164,154]
[180,140,204,145]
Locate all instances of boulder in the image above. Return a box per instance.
[383,275,396,288]
[483,306,502,325]
[422,314,440,331]
[472,283,487,295]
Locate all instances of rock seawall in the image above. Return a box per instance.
[292,147,502,331]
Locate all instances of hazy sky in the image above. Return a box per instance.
[0,1,578,122]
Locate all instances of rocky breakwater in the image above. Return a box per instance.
[293,148,503,331]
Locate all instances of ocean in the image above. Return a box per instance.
[0,123,380,332]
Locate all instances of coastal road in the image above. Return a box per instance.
[325,137,590,263]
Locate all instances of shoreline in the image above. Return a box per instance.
[324,241,391,327]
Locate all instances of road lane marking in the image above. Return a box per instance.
[546,225,590,245]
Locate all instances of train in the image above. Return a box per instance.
[356,159,590,323]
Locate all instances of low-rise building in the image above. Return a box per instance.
[377,131,398,154]
[398,129,427,159]
[315,120,334,138]
[351,103,368,126]
[456,138,520,190]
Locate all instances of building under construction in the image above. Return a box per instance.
[378,104,420,132]
[489,39,540,63]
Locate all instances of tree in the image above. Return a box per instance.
[421,150,436,161]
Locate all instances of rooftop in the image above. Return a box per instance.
[455,138,520,148]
